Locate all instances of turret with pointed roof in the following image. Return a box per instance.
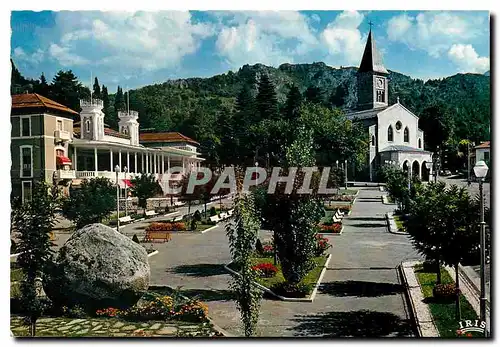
[356,29,389,110]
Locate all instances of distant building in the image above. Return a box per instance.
[474,141,490,164]
[346,29,432,181]
[11,94,203,203]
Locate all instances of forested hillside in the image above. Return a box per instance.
[11,60,490,172]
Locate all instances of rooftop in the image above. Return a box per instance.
[139,132,199,145]
[11,93,79,116]
[358,29,389,74]
[475,141,490,149]
[346,106,388,120]
[380,145,429,153]
[73,127,131,140]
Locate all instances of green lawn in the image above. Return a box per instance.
[414,264,481,338]
[393,215,406,232]
[386,196,395,203]
[229,256,327,296]
[320,210,334,224]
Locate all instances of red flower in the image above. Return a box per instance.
[252,262,278,277]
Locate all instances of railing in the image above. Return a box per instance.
[54,169,76,180]
[75,171,142,181]
[54,130,71,142]
[80,99,103,108]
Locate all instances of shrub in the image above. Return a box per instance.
[315,234,332,256]
[251,263,278,278]
[95,295,209,322]
[61,304,87,318]
[146,222,186,232]
[255,239,264,255]
[262,244,274,257]
[324,204,351,214]
[190,219,198,231]
[331,195,354,202]
[132,234,140,244]
[433,283,457,301]
[271,282,312,298]
[10,239,17,254]
[193,210,202,222]
[209,207,217,216]
[319,223,342,233]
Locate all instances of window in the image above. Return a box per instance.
[371,135,375,146]
[418,138,422,149]
[57,119,63,131]
[20,116,31,137]
[484,151,490,162]
[376,90,385,103]
[20,146,33,178]
[387,125,394,142]
[22,181,32,203]
[85,120,91,133]
[395,121,402,131]
[122,126,128,135]
[404,127,410,142]
[56,149,64,157]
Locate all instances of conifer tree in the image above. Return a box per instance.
[92,77,101,99]
[255,74,278,121]
[114,86,126,112]
[284,85,302,120]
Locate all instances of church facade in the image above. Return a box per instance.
[346,30,433,182]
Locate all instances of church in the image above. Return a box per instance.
[346,29,433,182]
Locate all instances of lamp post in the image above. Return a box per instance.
[336,160,339,169]
[344,159,348,190]
[425,162,432,183]
[473,160,489,336]
[114,165,120,232]
[407,166,411,191]
[124,166,128,216]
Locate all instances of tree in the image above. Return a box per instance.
[12,181,58,336]
[418,103,454,152]
[226,172,263,337]
[101,85,115,128]
[284,85,302,120]
[305,86,324,105]
[114,86,126,112]
[92,77,101,99]
[130,174,163,213]
[329,83,347,108]
[61,177,116,229]
[255,74,278,121]
[407,183,482,319]
[35,73,50,97]
[49,70,88,112]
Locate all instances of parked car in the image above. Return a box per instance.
[440,169,452,176]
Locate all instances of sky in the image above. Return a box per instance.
[10,10,490,92]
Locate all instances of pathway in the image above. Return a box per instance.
[146,188,421,337]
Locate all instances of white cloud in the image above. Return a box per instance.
[13,46,44,64]
[448,44,489,73]
[387,11,484,58]
[46,11,215,72]
[215,11,318,68]
[320,11,366,65]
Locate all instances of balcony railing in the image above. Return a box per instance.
[54,169,76,180]
[54,129,71,142]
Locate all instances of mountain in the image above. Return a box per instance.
[484,70,490,76]
[11,61,491,146]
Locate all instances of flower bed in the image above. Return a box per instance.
[146,222,186,232]
[251,263,279,278]
[228,256,327,298]
[413,263,481,338]
[95,293,208,323]
[315,234,333,255]
[319,223,342,233]
[330,195,355,202]
[393,214,407,232]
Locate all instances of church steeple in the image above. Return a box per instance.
[356,28,389,110]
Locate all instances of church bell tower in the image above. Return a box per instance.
[357,28,389,110]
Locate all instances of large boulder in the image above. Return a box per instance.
[44,223,150,311]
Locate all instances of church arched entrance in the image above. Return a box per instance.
[402,160,410,174]
[421,161,430,181]
[412,161,420,179]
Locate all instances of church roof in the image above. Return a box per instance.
[346,106,388,120]
[380,145,430,153]
[358,30,388,74]
[139,132,199,145]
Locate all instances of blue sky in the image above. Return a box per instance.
[11,10,490,92]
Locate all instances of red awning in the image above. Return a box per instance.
[56,156,72,165]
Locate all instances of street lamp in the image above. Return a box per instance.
[114,165,121,232]
[344,159,348,190]
[336,160,339,169]
[254,161,259,188]
[473,160,489,335]
[425,162,432,183]
[124,166,128,216]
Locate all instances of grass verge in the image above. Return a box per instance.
[393,215,406,232]
[414,263,480,338]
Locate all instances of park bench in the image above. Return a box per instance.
[335,209,345,218]
[119,215,133,224]
[209,215,221,223]
[227,209,234,216]
[172,215,183,222]
[332,210,343,223]
[145,210,158,218]
[219,212,228,220]
[143,231,171,243]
